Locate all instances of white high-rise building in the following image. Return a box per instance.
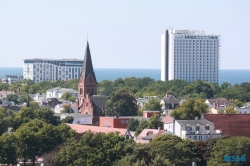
[161,29,220,83]
[23,59,83,83]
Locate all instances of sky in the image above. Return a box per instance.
[0,0,249,69]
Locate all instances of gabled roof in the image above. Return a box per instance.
[67,124,129,136]
[91,95,108,114]
[80,42,97,83]
[162,116,173,123]
[207,98,232,106]
[162,95,182,104]
[176,119,214,126]
[137,129,159,139]
[202,114,250,137]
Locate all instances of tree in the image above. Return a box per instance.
[104,89,138,116]
[170,99,209,120]
[0,108,9,135]
[150,134,200,166]
[0,82,9,91]
[225,106,238,114]
[230,99,244,107]
[54,131,127,166]
[0,133,17,165]
[61,116,74,123]
[15,119,60,166]
[135,120,148,137]
[147,114,163,129]
[19,93,33,103]
[179,80,215,99]
[134,114,163,136]
[68,96,76,102]
[60,92,73,101]
[208,136,250,165]
[28,84,41,94]
[6,94,19,104]
[144,98,162,112]
[127,118,140,131]
[35,107,60,126]
[61,105,74,114]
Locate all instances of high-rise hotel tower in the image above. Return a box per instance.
[161,30,220,83]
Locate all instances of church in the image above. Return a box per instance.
[78,42,108,124]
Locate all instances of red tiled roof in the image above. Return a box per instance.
[202,114,250,137]
[137,129,159,139]
[67,124,128,135]
[162,116,173,123]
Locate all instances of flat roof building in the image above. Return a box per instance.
[23,58,83,83]
[161,29,220,83]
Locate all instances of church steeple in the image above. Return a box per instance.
[80,41,97,83]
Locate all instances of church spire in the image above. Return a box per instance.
[80,41,97,83]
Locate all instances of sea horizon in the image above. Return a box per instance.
[0,67,250,85]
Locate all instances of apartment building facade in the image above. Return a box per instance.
[23,59,83,83]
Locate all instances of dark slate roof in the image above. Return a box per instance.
[176,119,214,126]
[207,98,232,106]
[80,42,97,83]
[91,95,108,114]
[202,114,250,137]
[162,95,182,104]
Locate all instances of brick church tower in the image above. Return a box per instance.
[78,42,107,123]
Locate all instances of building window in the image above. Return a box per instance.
[196,126,200,131]
[121,120,124,124]
[205,125,210,130]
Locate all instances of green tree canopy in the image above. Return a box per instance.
[225,106,238,114]
[127,118,140,131]
[144,98,162,112]
[179,80,214,99]
[54,131,127,166]
[150,134,200,166]
[135,114,163,136]
[208,136,250,165]
[104,89,138,116]
[61,116,74,123]
[170,98,209,120]
[60,92,73,101]
[6,94,19,104]
[15,119,61,165]
[0,133,17,165]
[61,104,74,114]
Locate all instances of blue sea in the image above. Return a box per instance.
[0,67,250,85]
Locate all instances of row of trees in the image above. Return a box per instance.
[1,77,250,104]
[0,104,76,165]
[42,131,250,166]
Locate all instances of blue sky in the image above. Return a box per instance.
[0,0,249,69]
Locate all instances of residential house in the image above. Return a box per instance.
[1,98,13,106]
[205,98,232,113]
[56,113,93,124]
[46,87,78,99]
[237,103,250,114]
[202,114,250,137]
[136,129,169,143]
[67,124,133,139]
[0,91,15,99]
[166,118,222,141]
[160,94,185,116]
[30,93,46,103]
[54,103,78,113]
[136,96,160,108]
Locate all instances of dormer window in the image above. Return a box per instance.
[196,126,200,131]
[205,125,210,130]
[186,124,192,131]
